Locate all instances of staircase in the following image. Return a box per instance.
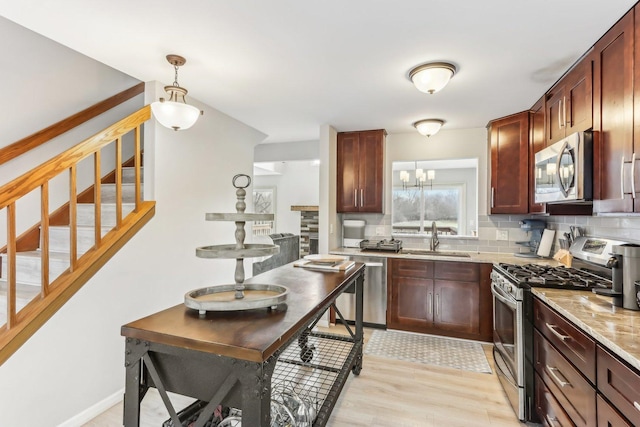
[0,103,154,366]
[0,168,142,320]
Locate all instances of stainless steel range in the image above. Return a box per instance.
[491,236,626,422]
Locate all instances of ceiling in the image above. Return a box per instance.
[0,0,637,143]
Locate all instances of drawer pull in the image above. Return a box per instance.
[545,414,560,427]
[546,365,572,388]
[545,323,570,341]
[634,401,640,412]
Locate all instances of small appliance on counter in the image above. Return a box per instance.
[342,220,365,247]
[359,238,402,252]
[595,242,640,310]
[514,219,546,258]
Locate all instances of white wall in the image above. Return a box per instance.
[253,161,320,235]
[0,18,266,426]
[0,16,143,244]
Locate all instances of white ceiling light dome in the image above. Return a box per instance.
[409,62,457,94]
[413,119,445,137]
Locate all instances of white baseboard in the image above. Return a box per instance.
[57,388,123,427]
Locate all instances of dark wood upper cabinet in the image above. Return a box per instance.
[489,111,530,214]
[529,96,546,214]
[545,57,593,147]
[592,9,635,213]
[336,129,385,213]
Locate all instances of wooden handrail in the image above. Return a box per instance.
[0,105,150,210]
[0,82,145,166]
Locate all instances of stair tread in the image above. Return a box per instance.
[49,225,113,230]
[8,250,72,260]
[77,202,136,206]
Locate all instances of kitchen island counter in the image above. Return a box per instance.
[121,262,366,426]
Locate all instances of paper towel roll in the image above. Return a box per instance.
[537,229,556,258]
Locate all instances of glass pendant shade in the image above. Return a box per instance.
[409,62,457,94]
[414,119,444,137]
[151,100,200,131]
[152,54,202,131]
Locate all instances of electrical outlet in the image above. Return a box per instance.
[496,230,509,241]
[330,223,334,234]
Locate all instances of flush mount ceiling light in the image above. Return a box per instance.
[413,119,445,137]
[151,54,203,131]
[409,62,457,94]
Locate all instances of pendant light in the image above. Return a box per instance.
[151,54,203,131]
[413,119,445,137]
[409,62,457,94]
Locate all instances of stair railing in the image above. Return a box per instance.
[0,104,154,366]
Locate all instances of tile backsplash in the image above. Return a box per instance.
[343,213,640,254]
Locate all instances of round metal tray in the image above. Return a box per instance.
[184,283,288,313]
[196,243,279,259]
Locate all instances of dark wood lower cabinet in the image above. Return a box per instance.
[533,298,640,427]
[535,372,575,427]
[534,329,596,427]
[434,279,480,336]
[389,275,432,329]
[597,394,633,427]
[597,346,640,426]
[387,259,492,341]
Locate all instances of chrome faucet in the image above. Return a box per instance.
[430,221,440,251]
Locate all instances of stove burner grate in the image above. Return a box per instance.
[496,263,611,290]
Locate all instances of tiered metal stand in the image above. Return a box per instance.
[184,174,288,313]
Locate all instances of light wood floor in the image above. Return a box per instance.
[84,326,525,427]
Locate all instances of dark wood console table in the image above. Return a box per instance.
[121,262,365,426]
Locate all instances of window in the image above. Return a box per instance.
[393,185,463,235]
[392,159,477,237]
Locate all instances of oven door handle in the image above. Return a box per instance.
[491,283,517,310]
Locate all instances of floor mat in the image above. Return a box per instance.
[364,329,492,374]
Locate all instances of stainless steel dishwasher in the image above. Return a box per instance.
[335,255,387,328]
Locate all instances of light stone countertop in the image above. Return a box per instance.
[532,288,640,371]
[330,246,640,371]
[330,246,561,266]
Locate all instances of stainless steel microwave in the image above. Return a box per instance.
[534,131,593,204]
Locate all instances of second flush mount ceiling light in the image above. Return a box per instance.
[409,61,456,137]
[413,119,445,138]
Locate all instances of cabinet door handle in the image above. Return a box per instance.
[545,414,560,427]
[360,188,364,207]
[545,323,570,341]
[634,401,640,412]
[354,189,358,207]
[428,293,432,316]
[546,365,572,388]
[491,187,495,208]
[435,294,440,318]
[563,96,567,127]
[621,155,626,200]
[558,98,564,129]
[632,152,636,199]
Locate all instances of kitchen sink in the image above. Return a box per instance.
[400,249,470,258]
